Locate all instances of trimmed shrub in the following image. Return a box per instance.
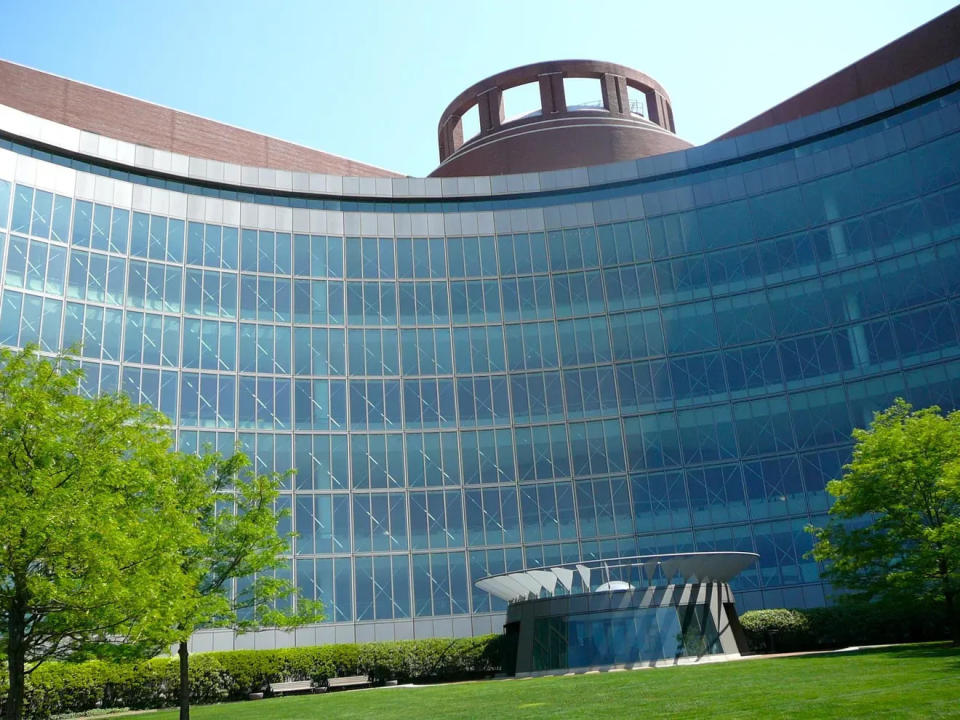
[101,657,178,709]
[740,601,951,654]
[0,634,503,719]
[358,636,503,684]
[211,650,285,700]
[739,609,813,653]
[803,600,949,649]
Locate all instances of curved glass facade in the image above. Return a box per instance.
[0,64,959,645]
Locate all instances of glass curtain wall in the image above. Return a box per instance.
[0,79,958,632]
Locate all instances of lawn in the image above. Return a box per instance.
[144,644,960,720]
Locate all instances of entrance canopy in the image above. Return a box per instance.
[474,552,759,604]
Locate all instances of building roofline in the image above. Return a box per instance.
[717,4,960,140]
[0,57,404,178]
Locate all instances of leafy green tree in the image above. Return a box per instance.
[809,398,960,645]
[170,451,323,720]
[0,347,203,720]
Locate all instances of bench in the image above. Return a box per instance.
[326,674,371,691]
[268,680,316,696]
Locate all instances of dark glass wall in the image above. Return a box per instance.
[533,605,721,671]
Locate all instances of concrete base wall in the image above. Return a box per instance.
[187,612,507,653]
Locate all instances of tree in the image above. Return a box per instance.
[0,347,203,720]
[809,398,960,645]
[170,450,323,720]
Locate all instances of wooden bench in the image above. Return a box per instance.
[268,680,316,696]
[326,674,371,691]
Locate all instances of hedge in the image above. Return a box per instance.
[739,600,950,654]
[0,634,504,720]
[738,609,813,653]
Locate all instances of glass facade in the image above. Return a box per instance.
[0,61,959,642]
[532,605,721,671]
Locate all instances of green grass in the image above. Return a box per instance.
[143,644,960,720]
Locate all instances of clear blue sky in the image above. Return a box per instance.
[0,0,955,177]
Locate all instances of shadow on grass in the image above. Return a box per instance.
[772,642,960,672]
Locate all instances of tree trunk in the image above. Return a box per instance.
[4,608,25,720]
[945,590,959,646]
[939,557,958,646]
[178,641,190,720]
